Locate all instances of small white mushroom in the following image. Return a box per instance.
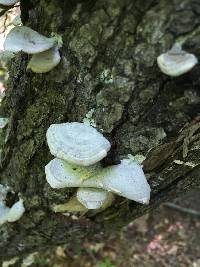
[0,184,25,225]
[27,47,61,73]
[157,44,198,77]
[0,118,9,129]
[0,205,9,225]
[0,0,18,6]
[46,122,111,166]
[4,26,56,54]
[6,199,25,222]
[77,188,112,209]
[0,186,9,225]
[45,159,151,204]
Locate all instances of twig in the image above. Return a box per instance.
[164,202,200,217]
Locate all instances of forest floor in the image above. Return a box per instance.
[9,190,199,267]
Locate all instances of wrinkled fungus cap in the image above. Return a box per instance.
[157,44,198,77]
[45,158,101,189]
[27,47,61,73]
[46,122,111,166]
[4,26,56,54]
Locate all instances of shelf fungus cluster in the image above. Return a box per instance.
[4,26,61,73]
[157,44,198,77]
[0,184,25,225]
[45,122,151,213]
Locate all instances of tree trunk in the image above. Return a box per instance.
[0,0,200,259]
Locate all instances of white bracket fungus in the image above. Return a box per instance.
[157,44,198,77]
[27,47,61,73]
[77,188,113,209]
[45,122,151,211]
[4,26,56,54]
[0,204,9,225]
[0,117,9,129]
[0,0,18,6]
[0,184,25,225]
[46,122,111,166]
[4,26,62,73]
[6,199,25,222]
[45,158,151,204]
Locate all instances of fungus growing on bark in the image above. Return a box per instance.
[157,44,198,77]
[45,122,151,211]
[0,185,8,225]
[6,199,25,222]
[52,196,87,213]
[45,158,150,204]
[0,0,18,6]
[4,26,56,54]
[77,188,113,209]
[0,117,9,129]
[46,122,111,166]
[27,47,61,73]
[0,185,25,225]
[0,205,9,225]
[45,159,100,188]
[4,26,62,73]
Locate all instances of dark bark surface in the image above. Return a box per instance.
[0,0,200,259]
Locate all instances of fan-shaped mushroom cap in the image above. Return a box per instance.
[0,0,18,6]
[45,159,101,188]
[4,26,56,54]
[46,122,111,166]
[157,44,198,77]
[45,159,151,204]
[27,47,61,73]
[99,159,150,204]
[77,188,111,209]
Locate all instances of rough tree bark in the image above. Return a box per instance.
[0,0,200,260]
